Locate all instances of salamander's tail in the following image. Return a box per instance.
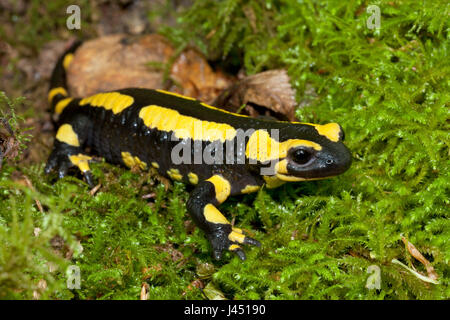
[47,40,83,114]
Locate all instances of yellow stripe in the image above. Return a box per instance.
[240,185,260,194]
[56,124,80,147]
[156,89,196,101]
[139,105,237,143]
[156,89,249,118]
[200,102,249,118]
[48,87,68,104]
[80,92,134,114]
[204,204,230,225]
[63,53,74,70]
[274,159,331,181]
[206,175,231,204]
[54,98,73,114]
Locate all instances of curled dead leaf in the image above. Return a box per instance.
[66,34,234,102]
[170,48,235,103]
[140,283,150,300]
[213,69,298,121]
[202,282,227,300]
[67,34,173,97]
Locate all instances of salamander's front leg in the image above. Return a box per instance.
[186,175,260,260]
[45,121,95,187]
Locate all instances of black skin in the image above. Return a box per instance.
[46,42,352,261]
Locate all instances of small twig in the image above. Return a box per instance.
[141,192,156,199]
[89,183,101,196]
[23,175,44,213]
[392,259,439,284]
[1,118,14,136]
[401,236,439,282]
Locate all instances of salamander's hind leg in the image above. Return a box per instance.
[45,120,95,187]
[186,174,261,260]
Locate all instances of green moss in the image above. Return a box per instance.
[0,0,93,54]
[162,0,449,299]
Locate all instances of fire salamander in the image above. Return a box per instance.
[46,42,352,260]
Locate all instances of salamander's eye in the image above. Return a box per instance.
[291,148,312,165]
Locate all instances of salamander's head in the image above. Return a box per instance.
[273,122,352,181]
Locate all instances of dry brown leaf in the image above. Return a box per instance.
[66,34,235,102]
[213,69,298,121]
[68,34,174,97]
[140,283,149,300]
[170,48,235,103]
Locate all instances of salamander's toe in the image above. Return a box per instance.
[83,170,95,188]
[230,245,247,261]
[44,157,57,174]
[243,236,261,247]
[213,249,223,261]
[57,162,70,179]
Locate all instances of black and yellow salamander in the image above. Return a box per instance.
[46,42,352,260]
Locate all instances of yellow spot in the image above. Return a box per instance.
[246,130,322,162]
[139,105,237,143]
[314,123,341,142]
[69,154,92,172]
[156,89,196,101]
[263,176,286,189]
[188,172,199,185]
[54,98,73,114]
[56,124,80,147]
[206,175,231,204]
[121,152,147,170]
[63,53,74,71]
[48,87,68,104]
[80,92,134,114]
[151,162,160,169]
[240,185,260,194]
[229,244,241,251]
[167,168,183,181]
[228,231,246,244]
[204,204,230,225]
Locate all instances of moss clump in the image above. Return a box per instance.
[161,0,449,299]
